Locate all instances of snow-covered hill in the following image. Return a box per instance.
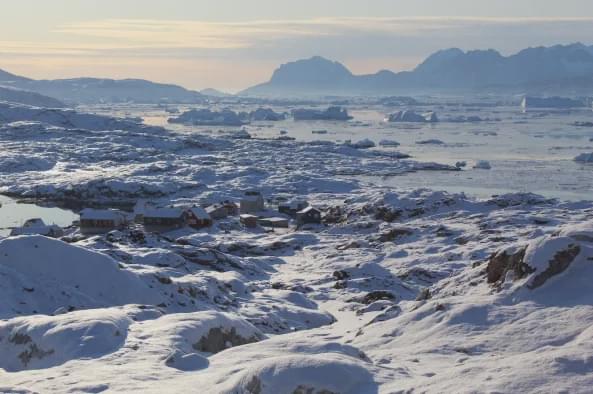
[0,86,65,108]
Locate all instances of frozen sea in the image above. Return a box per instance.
[0,195,78,237]
[86,102,593,202]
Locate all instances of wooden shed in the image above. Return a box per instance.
[80,209,127,234]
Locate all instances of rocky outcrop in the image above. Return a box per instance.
[193,327,262,354]
[487,221,593,290]
[528,244,581,289]
[486,246,530,284]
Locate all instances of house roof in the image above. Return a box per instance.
[189,207,211,220]
[280,199,308,209]
[206,204,224,213]
[263,217,289,223]
[80,209,125,221]
[144,207,184,219]
[298,206,320,214]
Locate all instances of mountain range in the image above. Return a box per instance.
[2,43,593,103]
[0,70,205,105]
[242,43,593,96]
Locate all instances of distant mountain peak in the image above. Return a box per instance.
[269,56,353,86]
[242,42,593,97]
[0,68,31,84]
[0,69,205,104]
[200,88,232,97]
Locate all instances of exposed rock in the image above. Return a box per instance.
[486,246,529,284]
[332,270,350,280]
[416,288,432,301]
[18,344,55,367]
[528,244,581,289]
[193,327,262,354]
[374,207,402,222]
[361,291,396,305]
[378,227,413,242]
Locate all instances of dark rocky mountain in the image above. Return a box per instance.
[241,43,593,96]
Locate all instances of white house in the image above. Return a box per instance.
[240,191,264,214]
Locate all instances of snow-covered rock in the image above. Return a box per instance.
[0,236,161,317]
[0,307,140,371]
[487,220,593,292]
[473,160,492,169]
[347,138,375,149]
[574,152,593,163]
[378,139,400,147]
[0,102,159,132]
[222,354,376,394]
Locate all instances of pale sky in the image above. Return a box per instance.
[2,0,593,91]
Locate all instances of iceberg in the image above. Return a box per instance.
[292,106,352,121]
[168,108,248,126]
[386,110,438,123]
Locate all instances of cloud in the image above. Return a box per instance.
[4,16,593,89]
[1,16,591,60]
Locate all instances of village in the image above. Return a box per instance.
[8,191,323,238]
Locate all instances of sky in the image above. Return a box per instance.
[2,0,593,91]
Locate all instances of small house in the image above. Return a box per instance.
[258,217,289,228]
[240,191,264,214]
[80,209,127,234]
[133,200,155,223]
[296,206,322,225]
[222,200,239,216]
[143,207,186,232]
[240,214,258,228]
[206,200,239,220]
[186,206,212,229]
[10,218,64,238]
[206,204,228,219]
[278,199,308,217]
